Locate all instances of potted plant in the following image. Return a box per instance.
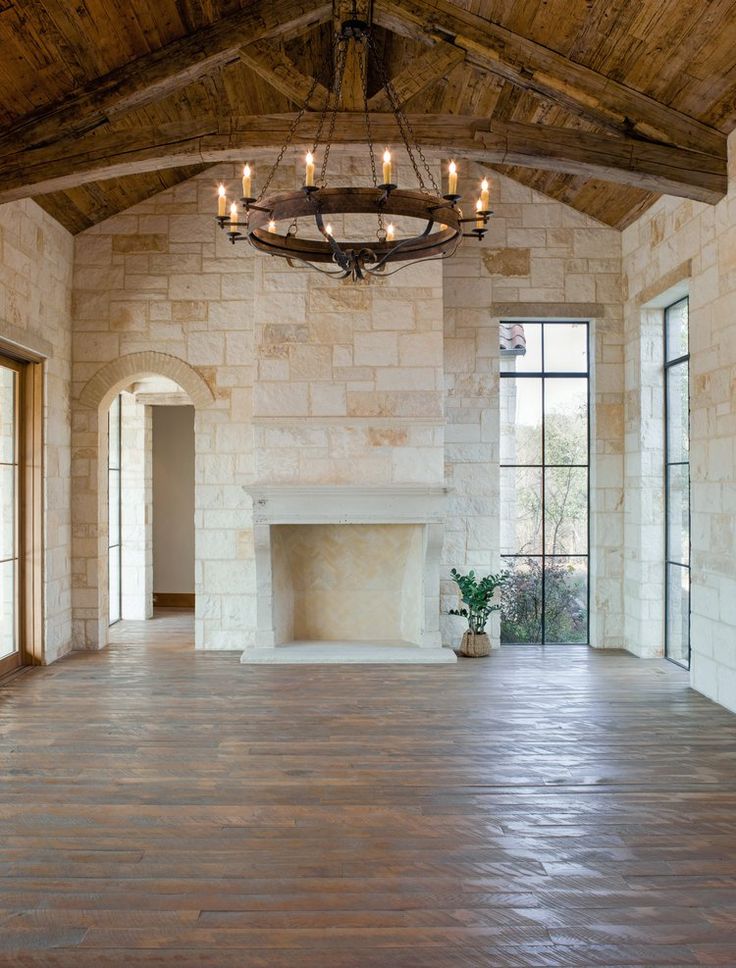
[449,568,509,657]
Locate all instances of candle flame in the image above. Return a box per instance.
[481,177,489,191]
[244,163,251,177]
[383,148,391,163]
[230,202,238,216]
[218,184,226,197]
[476,198,483,212]
[449,160,457,174]
[306,151,314,165]
[268,220,276,232]
[325,223,333,236]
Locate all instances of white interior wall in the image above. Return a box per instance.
[152,405,195,596]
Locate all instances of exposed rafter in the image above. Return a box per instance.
[334,0,371,110]
[367,41,464,110]
[0,113,725,204]
[239,41,331,109]
[372,0,727,157]
[0,0,332,159]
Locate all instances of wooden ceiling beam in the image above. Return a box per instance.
[0,113,725,204]
[372,0,727,157]
[239,41,331,109]
[334,0,371,111]
[367,41,464,110]
[0,0,332,159]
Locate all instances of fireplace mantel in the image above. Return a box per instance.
[241,483,454,663]
[246,484,451,525]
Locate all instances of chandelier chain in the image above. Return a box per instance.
[368,34,441,196]
[257,69,326,202]
[320,39,348,187]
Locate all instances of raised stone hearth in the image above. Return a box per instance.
[242,485,455,665]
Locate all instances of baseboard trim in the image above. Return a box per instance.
[153,593,195,608]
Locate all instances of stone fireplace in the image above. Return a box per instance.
[242,485,454,663]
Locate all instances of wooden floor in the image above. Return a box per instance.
[2,611,736,966]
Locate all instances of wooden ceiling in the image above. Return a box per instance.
[1,0,734,233]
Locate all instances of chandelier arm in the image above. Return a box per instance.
[313,209,351,272]
[365,250,459,278]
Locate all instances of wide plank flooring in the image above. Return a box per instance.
[2,610,736,966]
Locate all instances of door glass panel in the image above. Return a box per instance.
[500,466,543,555]
[666,564,690,666]
[667,465,689,566]
[511,322,542,372]
[544,323,588,373]
[665,297,688,361]
[0,559,15,659]
[108,396,122,625]
[0,463,15,562]
[544,467,588,555]
[500,376,542,465]
[544,557,588,643]
[0,367,14,464]
[544,378,588,465]
[500,557,542,644]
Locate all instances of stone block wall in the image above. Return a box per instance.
[68,151,625,654]
[0,198,74,663]
[623,129,736,711]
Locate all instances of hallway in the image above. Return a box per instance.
[2,617,736,965]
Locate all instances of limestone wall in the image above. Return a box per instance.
[70,153,624,652]
[622,130,736,711]
[0,198,74,663]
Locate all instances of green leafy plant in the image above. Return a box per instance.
[449,568,509,634]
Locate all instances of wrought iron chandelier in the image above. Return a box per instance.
[215,14,492,281]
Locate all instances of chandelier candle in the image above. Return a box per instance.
[475,198,484,229]
[382,149,392,186]
[217,184,226,217]
[305,152,315,188]
[386,223,395,241]
[448,161,458,196]
[480,178,490,211]
[242,164,252,198]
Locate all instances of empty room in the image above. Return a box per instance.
[1,0,736,964]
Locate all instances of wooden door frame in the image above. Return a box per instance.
[0,347,44,677]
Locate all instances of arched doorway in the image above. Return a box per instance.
[76,353,214,650]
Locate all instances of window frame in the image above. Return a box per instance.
[0,349,43,677]
[663,297,691,669]
[499,321,591,645]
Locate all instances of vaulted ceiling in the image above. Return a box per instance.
[0,0,734,234]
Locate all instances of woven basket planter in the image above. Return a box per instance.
[458,631,491,657]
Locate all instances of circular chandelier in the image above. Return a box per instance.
[215,14,492,281]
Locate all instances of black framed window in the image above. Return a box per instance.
[0,356,20,669]
[500,322,590,644]
[664,297,690,667]
[108,394,122,625]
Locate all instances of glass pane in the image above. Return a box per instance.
[501,557,542,643]
[0,463,16,561]
[510,322,542,372]
[544,323,588,373]
[666,564,690,665]
[665,298,688,361]
[108,397,120,470]
[500,377,542,465]
[544,466,588,555]
[500,467,543,555]
[666,362,689,462]
[544,378,588,465]
[544,557,588,643]
[109,469,120,545]
[0,366,15,465]
[0,558,16,658]
[108,547,121,625]
[666,464,689,565]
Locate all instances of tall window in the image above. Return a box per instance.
[1,356,21,673]
[500,322,589,643]
[664,298,690,666]
[108,395,122,625]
